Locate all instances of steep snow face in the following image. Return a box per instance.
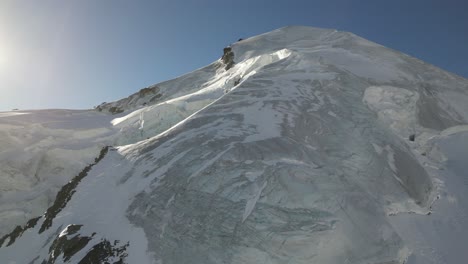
[1,26,468,264]
[0,46,293,236]
[110,48,292,145]
[388,126,468,264]
[0,110,116,235]
[0,43,294,236]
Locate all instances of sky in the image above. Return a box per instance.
[0,0,467,111]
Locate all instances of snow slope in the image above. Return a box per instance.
[0,110,116,235]
[1,26,468,263]
[0,42,285,235]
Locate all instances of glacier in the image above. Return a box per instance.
[0,26,468,263]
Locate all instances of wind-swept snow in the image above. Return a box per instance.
[0,110,116,235]
[390,129,468,264]
[363,85,419,137]
[1,26,468,264]
[0,44,293,236]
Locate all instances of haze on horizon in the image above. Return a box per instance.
[0,0,467,111]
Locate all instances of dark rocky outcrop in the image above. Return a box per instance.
[78,239,129,264]
[39,146,110,233]
[234,77,242,86]
[0,216,41,247]
[46,225,92,263]
[221,47,235,70]
[1,146,121,262]
[95,85,163,114]
[138,87,155,97]
[94,104,123,114]
[108,106,124,114]
[44,224,128,263]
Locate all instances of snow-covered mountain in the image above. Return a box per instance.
[1,26,468,264]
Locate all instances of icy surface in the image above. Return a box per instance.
[0,110,116,235]
[363,85,419,137]
[390,130,468,264]
[1,26,468,263]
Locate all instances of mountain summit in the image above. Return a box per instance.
[1,26,468,263]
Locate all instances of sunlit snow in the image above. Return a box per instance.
[1,26,468,264]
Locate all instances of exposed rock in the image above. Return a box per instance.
[39,146,110,233]
[108,106,124,115]
[78,240,129,264]
[234,77,242,86]
[95,86,163,114]
[2,25,468,264]
[138,87,155,97]
[0,217,41,247]
[46,225,92,263]
[221,46,235,70]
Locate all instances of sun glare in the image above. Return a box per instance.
[0,47,9,70]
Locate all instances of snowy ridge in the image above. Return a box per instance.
[0,43,292,237]
[110,48,292,145]
[1,26,468,263]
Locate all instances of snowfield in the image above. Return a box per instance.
[1,26,468,264]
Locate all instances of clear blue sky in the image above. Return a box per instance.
[0,0,467,111]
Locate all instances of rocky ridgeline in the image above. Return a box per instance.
[95,86,163,114]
